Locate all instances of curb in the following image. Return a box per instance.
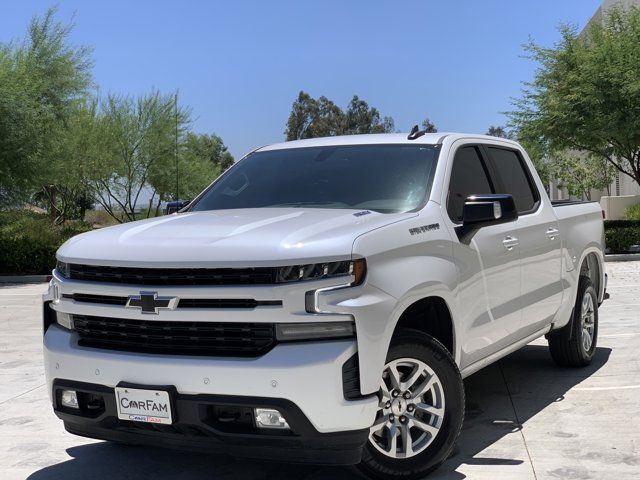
[605,253,640,262]
[0,275,50,284]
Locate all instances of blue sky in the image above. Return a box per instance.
[1,0,602,159]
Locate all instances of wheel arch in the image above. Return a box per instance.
[579,250,604,303]
[392,296,456,357]
[551,247,604,333]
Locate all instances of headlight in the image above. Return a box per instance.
[56,260,70,278]
[276,259,366,285]
[275,321,355,341]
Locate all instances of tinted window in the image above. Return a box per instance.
[190,145,439,214]
[447,146,493,222]
[488,147,537,213]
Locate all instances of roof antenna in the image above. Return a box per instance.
[407,124,426,140]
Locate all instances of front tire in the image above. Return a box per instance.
[548,275,598,367]
[357,330,464,480]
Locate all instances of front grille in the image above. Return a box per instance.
[68,264,278,286]
[63,293,282,309]
[74,315,276,357]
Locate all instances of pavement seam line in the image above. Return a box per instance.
[0,383,45,406]
[499,362,538,480]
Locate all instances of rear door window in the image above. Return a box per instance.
[486,147,539,214]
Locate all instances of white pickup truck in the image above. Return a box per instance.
[43,131,606,479]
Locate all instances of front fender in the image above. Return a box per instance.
[317,277,458,395]
[320,212,460,394]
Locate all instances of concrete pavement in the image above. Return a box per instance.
[1,262,639,479]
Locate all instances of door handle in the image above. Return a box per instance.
[502,236,519,250]
[546,227,559,240]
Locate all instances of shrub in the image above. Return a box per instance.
[0,210,91,275]
[604,220,640,253]
[624,203,640,220]
[84,208,120,227]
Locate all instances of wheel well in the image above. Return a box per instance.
[580,253,601,298]
[393,296,454,354]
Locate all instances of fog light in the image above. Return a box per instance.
[61,390,79,409]
[255,408,290,429]
[55,311,73,330]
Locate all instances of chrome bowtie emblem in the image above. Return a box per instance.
[125,291,178,314]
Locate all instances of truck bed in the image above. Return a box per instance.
[553,200,605,299]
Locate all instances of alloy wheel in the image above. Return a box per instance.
[581,291,596,352]
[368,358,445,459]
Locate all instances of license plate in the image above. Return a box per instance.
[115,387,172,424]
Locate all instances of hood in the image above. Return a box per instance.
[58,208,416,267]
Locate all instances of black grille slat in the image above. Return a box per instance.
[68,264,278,286]
[178,299,282,309]
[63,294,282,309]
[74,319,273,337]
[74,328,272,343]
[74,315,276,357]
[63,293,128,306]
[73,317,273,334]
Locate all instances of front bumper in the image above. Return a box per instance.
[45,270,399,395]
[52,379,369,465]
[44,325,378,434]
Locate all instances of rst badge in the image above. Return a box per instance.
[409,223,440,236]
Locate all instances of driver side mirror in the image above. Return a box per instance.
[455,194,518,243]
[164,199,191,215]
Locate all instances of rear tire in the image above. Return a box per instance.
[548,276,598,367]
[357,330,464,480]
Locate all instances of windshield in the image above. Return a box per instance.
[190,144,440,213]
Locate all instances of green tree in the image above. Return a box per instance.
[509,6,640,189]
[183,132,234,173]
[421,118,438,133]
[513,125,554,185]
[344,96,394,135]
[285,91,394,140]
[548,151,615,200]
[285,91,343,140]
[0,8,92,209]
[82,93,230,221]
[87,91,191,222]
[147,131,233,215]
[486,125,512,138]
[37,99,101,222]
[0,9,233,224]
